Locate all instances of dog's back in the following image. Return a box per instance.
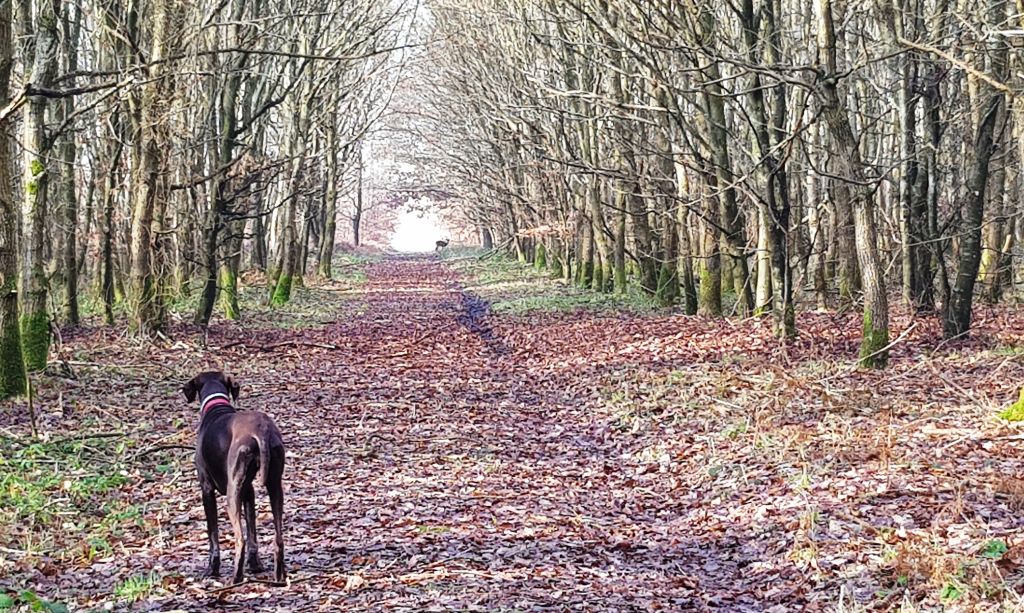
[227,412,285,490]
[198,410,284,495]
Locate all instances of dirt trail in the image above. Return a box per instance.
[19,256,810,611]
[187,256,775,611]
[18,254,1024,610]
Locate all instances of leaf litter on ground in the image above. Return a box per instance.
[2,254,1024,610]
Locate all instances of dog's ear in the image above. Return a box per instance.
[182,378,198,403]
[225,375,240,400]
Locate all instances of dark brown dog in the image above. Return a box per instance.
[182,371,286,584]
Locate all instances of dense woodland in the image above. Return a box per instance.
[0,0,415,399]
[5,1,1024,609]
[418,0,1024,366]
[1,0,1023,399]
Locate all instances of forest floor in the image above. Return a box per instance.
[3,253,1024,611]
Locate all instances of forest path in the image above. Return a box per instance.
[13,255,832,612]
[179,256,760,610]
[17,255,1024,611]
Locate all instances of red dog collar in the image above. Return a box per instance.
[200,393,232,415]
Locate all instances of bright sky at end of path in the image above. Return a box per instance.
[390,206,448,252]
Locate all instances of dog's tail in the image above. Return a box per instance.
[254,433,270,488]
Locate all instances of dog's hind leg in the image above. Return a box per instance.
[201,486,220,577]
[226,478,246,584]
[268,476,286,583]
[243,483,263,573]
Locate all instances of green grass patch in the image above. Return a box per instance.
[993,344,1024,357]
[998,388,1024,422]
[0,590,67,612]
[0,435,144,563]
[451,253,656,315]
[62,250,378,328]
[491,288,656,316]
[114,572,161,603]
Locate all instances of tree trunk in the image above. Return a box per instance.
[352,151,364,247]
[129,0,179,335]
[806,187,829,311]
[755,211,772,315]
[271,101,309,305]
[816,0,890,367]
[675,166,698,315]
[697,7,753,315]
[18,0,59,370]
[943,3,1007,338]
[317,120,340,278]
[613,191,627,293]
[58,2,82,325]
[576,214,594,288]
[698,173,723,316]
[0,0,26,398]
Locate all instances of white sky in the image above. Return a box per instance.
[389,205,448,252]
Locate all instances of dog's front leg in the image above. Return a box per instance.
[201,487,221,577]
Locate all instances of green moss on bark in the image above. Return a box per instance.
[19,310,50,372]
[270,275,292,306]
[577,260,594,289]
[535,244,547,270]
[218,268,240,320]
[698,266,722,316]
[614,263,627,294]
[550,255,563,278]
[593,263,606,293]
[0,317,26,398]
[858,308,889,368]
[656,265,678,307]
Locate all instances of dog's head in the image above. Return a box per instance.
[182,371,240,403]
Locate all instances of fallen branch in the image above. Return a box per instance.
[217,340,340,352]
[407,321,457,347]
[133,443,194,459]
[47,431,125,447]
[829,321,919,376]
[477,236,515,261]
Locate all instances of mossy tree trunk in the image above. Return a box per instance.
[698,177,723,316]
[17,0,59,370]
[0,0,25,398]
[272,83,312,306]
[317,111,341,278]
[651,83,679,307]
[816,0,890,367]
[695,5,753,315]
[534,242,547,270]
[129,0,181,336]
